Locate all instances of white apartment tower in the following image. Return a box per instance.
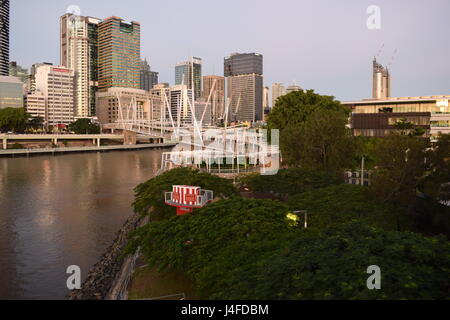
[60,14,101,117]
[28,65,75,126]
[263,86,270,109]
[170,84,194,126]
[272,83,286,107]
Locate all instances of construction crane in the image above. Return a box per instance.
[387,49,398,69]
[375,43,385,59]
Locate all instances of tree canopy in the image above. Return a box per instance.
[240,168,343,197]
[393,118,426,137]
[267,90,350,131]
[0,108,29,133]
[127,194,450,299]
[68,118,101,134]
[287,184,401,231]
[370,133,430,229]
[247,222,450,300]
[267,91,355,172]
[423,134,450,204]
[126,198,296,299]
[27,116,45,131]
[282,109,356,171]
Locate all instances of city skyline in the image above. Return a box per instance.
[7,0,450,102]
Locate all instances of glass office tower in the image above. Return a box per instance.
[98,17,141,92]
[0,0,10,76]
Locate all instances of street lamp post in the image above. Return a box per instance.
[361,156,365,187]
[294,210,308,229]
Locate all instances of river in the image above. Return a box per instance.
[0,149,166,300]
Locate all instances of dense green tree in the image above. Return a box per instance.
[0,108,29,133]
[133,168,238,221]
[370,133,430,230]
[247,222,450,300]
[267,91,355,172]
[27,116,45,131]
[240,168,343,197]
[353,136,381,170]
[288,184,401,231]
[267,90,349,131]
[418,134,450,235]
[126,198,296,299]
[393,118,426,137]
[283,109,356,171]
[68,118,100,134]
[423,134,450,203]
[127,198,450,300]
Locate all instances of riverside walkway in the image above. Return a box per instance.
[0,143,176,157]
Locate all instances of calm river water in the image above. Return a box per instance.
[0,149,166,300]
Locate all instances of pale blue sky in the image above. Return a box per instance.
[9,0,450,101]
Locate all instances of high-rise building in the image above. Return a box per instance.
[372,58,391,100]
[224,53,263,77]
[195,101,212,126]
[9,62,28,83]
[224,53,263,122]
[60,14,101,117]
[175,57,202,100]
[98,17,140,92]
[149,83,171,122]
[0,0,9,76]
[140,59,159,91]
[202,75,225,124]
[286,84,303,94]
[0,76,24,109]
[150,83,170,103]
[28,65,75,126]
[170,84,193,125]
[97,87,161,125]
[29,62,53,94]
[9,61,28,94]
[272,83,286,107]
[263,86,270,109]
[25,91,46,120]
[227,74,263,123]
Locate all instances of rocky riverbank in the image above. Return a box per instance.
[67,213,144,300]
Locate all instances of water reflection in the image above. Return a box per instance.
[0,149,165,300]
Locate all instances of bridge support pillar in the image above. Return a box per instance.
[123,131,137,146]
[97,138,101,147]
[3,138,7,150]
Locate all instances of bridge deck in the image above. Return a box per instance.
[0,134,125,140]
[0,143,176,157]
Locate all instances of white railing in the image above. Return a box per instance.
[197,191,214,206]
[165,190,213,207]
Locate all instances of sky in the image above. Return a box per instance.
[9,0,450,101]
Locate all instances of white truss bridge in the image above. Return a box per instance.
[104,83,280,176]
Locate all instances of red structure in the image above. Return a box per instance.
[165,185,214,216]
